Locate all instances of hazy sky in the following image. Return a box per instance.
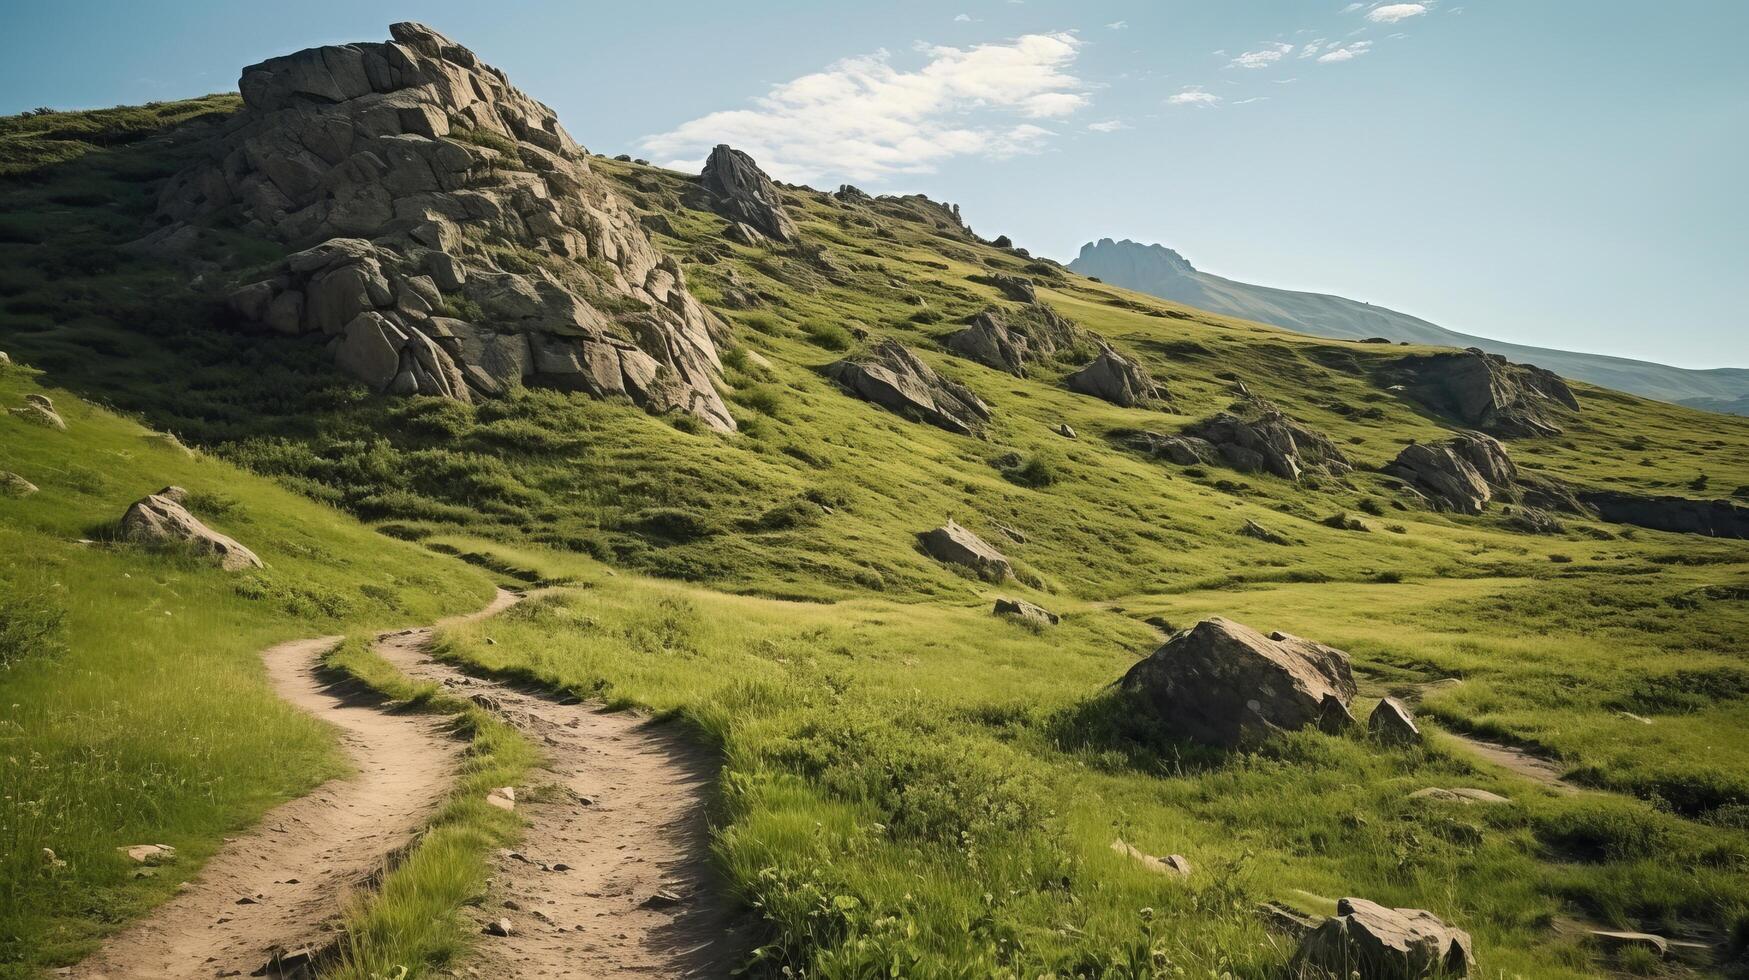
[3,1,1744,368]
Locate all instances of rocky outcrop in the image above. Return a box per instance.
[1119,430,1216,466]
[1065,347,1162,408]
[155,22,734,430]
[1181,404,1351,482]
[945,303,1080,377]
[1580,491,1749,539]
[1392,348,1578,437]
[1,471,38,498]
[994,597,1058,626]
[120,486,263,571]
[918,521,1012,581]
[1118,618,1357,748]
[1387,442,1496,515]
[1369,697,1423,745]
[969,275,1037,304]
[11,394,65,431]
[827,340,991,436]
[697,145,797,243]
[1293,897,1474,978]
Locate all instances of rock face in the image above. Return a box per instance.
[945,303,1080,377]
[1386,432,1521,514]
[918,521,1012,581]
[1120,430,1216,466]
[1294,897,1474,978]
[155,22,734,431]
[12,394,66,430]
[1065,347,1162,408]
[827,340,991,436]
[994,597,1058,626]
[1393,348,1578,437]
[1119,618,1358,748]
[697,145,797,243]
[1181,404,1351,482]
[120,486,263,571]
[1580,491,1749,539]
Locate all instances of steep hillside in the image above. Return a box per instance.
[1069,237,1749,413]
[3,23,1749,979]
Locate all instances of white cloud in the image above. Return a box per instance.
[1342,2,1365,11]
[1367,3,1429,22]
[1087,119,1130,132]
[1230,41,1294,69]
[1234,97,1269,105]
[1317,40,1373,62]
[954,13,972,22]
[1106,20,1128,30]
[640,33,1088,183]
[1167,86,1221,106]
[1300,39,1328,57]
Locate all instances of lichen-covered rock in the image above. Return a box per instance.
[827,340,991,436]
[994,597,1058,626]
[1391,347,1578,437]
[1182,404,1351,481]
[945,303,1080,377]
[12,394,66,431]
[697,145,797,243]
[1387,431,1521,514]
[1066,347,1162,408]
[919,520,1012,581]
[120,486,263,571]
[1293,897,1474,978]
[1119,618,1357,748]
[152,22,734,431]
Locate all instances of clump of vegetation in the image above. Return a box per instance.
[0,578,65,670]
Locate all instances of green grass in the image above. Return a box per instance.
[1,98,1747,977]
[0,364,493,975]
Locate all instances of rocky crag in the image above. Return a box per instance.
[148,22,735,430]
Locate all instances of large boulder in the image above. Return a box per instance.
[827,340,992,436]
[153,23,735,431]
[945,302,1081,377]
[1182,404,1351,482]
[1118,618,1357,748]
[697,145,798,243]
[120,487,263,572]
[919,521,1012,581]
[1390,348,1578,437]
[11,394,65,431]
[1065,347,1162,408]
[994,597,1058,626]
[1119,430,1216,466]
[1387,432,1522,514]
[1293,897,1475,978]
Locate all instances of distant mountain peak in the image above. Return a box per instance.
[1080,238,1196,275]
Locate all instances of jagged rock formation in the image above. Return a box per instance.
[697,145,797,243]
[1119,618,1357,749]
[827,340,991,436]
[1581,491,1749,539]
[969,274,1037,304]
[918,521,1012,581]
[1293,898,1474,978]
[121,486,263,571]
[1387,432,1519,514]
[1391,348,1579,437]
[151,22,734,430]
[1065,347,1162,408]
[944,303,1080,377]
[1369,697,1423,745]
[1177,404,1352,481]
[11,394,65,430]
[1118,430,1216,467]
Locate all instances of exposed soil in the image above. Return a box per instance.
[71,593,514,980]
[375,593,745,978]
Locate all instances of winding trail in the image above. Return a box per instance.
[377,590,743,978]
[1363,674,1578,793]
[72,592,517,980]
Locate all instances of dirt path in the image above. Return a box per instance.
[376,592,744,979]
[72,592,517,980]
[1361,673,1579,793]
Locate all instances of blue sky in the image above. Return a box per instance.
[3,1,1744,368]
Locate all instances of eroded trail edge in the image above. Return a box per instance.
[376,590,744,979]
[73,592,516,980]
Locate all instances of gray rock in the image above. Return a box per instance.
[1066,347,1161,408]
[1294,897,1474,978]
[1182,404,1351,482]
[698,145,797,243]
[1123,430,1215,466]
[1388,431,1522,515]
[1580,491,1749,540]
[1054,422,1076,439]
[1,471,37,498]
[827,340,992,436]
[120,486,263,572]
[945,303,1081,377]
[334,312,407,391]
[919,520,1012,581]
[1119,618,1357,748]
[994,597,1058,626]
[1369,697,1423,745]
[12,394,66,430]
[1409,787,1510,805]
[1392,347,1578,437]
[1240,519,1289,545]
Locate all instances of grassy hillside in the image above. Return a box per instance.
[0,362,494,975]
[2,97,1748,977]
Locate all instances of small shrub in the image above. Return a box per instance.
[1549,553,1573,563]
[800,321,854,351]
[0,580,66,670]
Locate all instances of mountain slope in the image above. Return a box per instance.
[5,29,1749,978]
[1069,237,1749,412]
